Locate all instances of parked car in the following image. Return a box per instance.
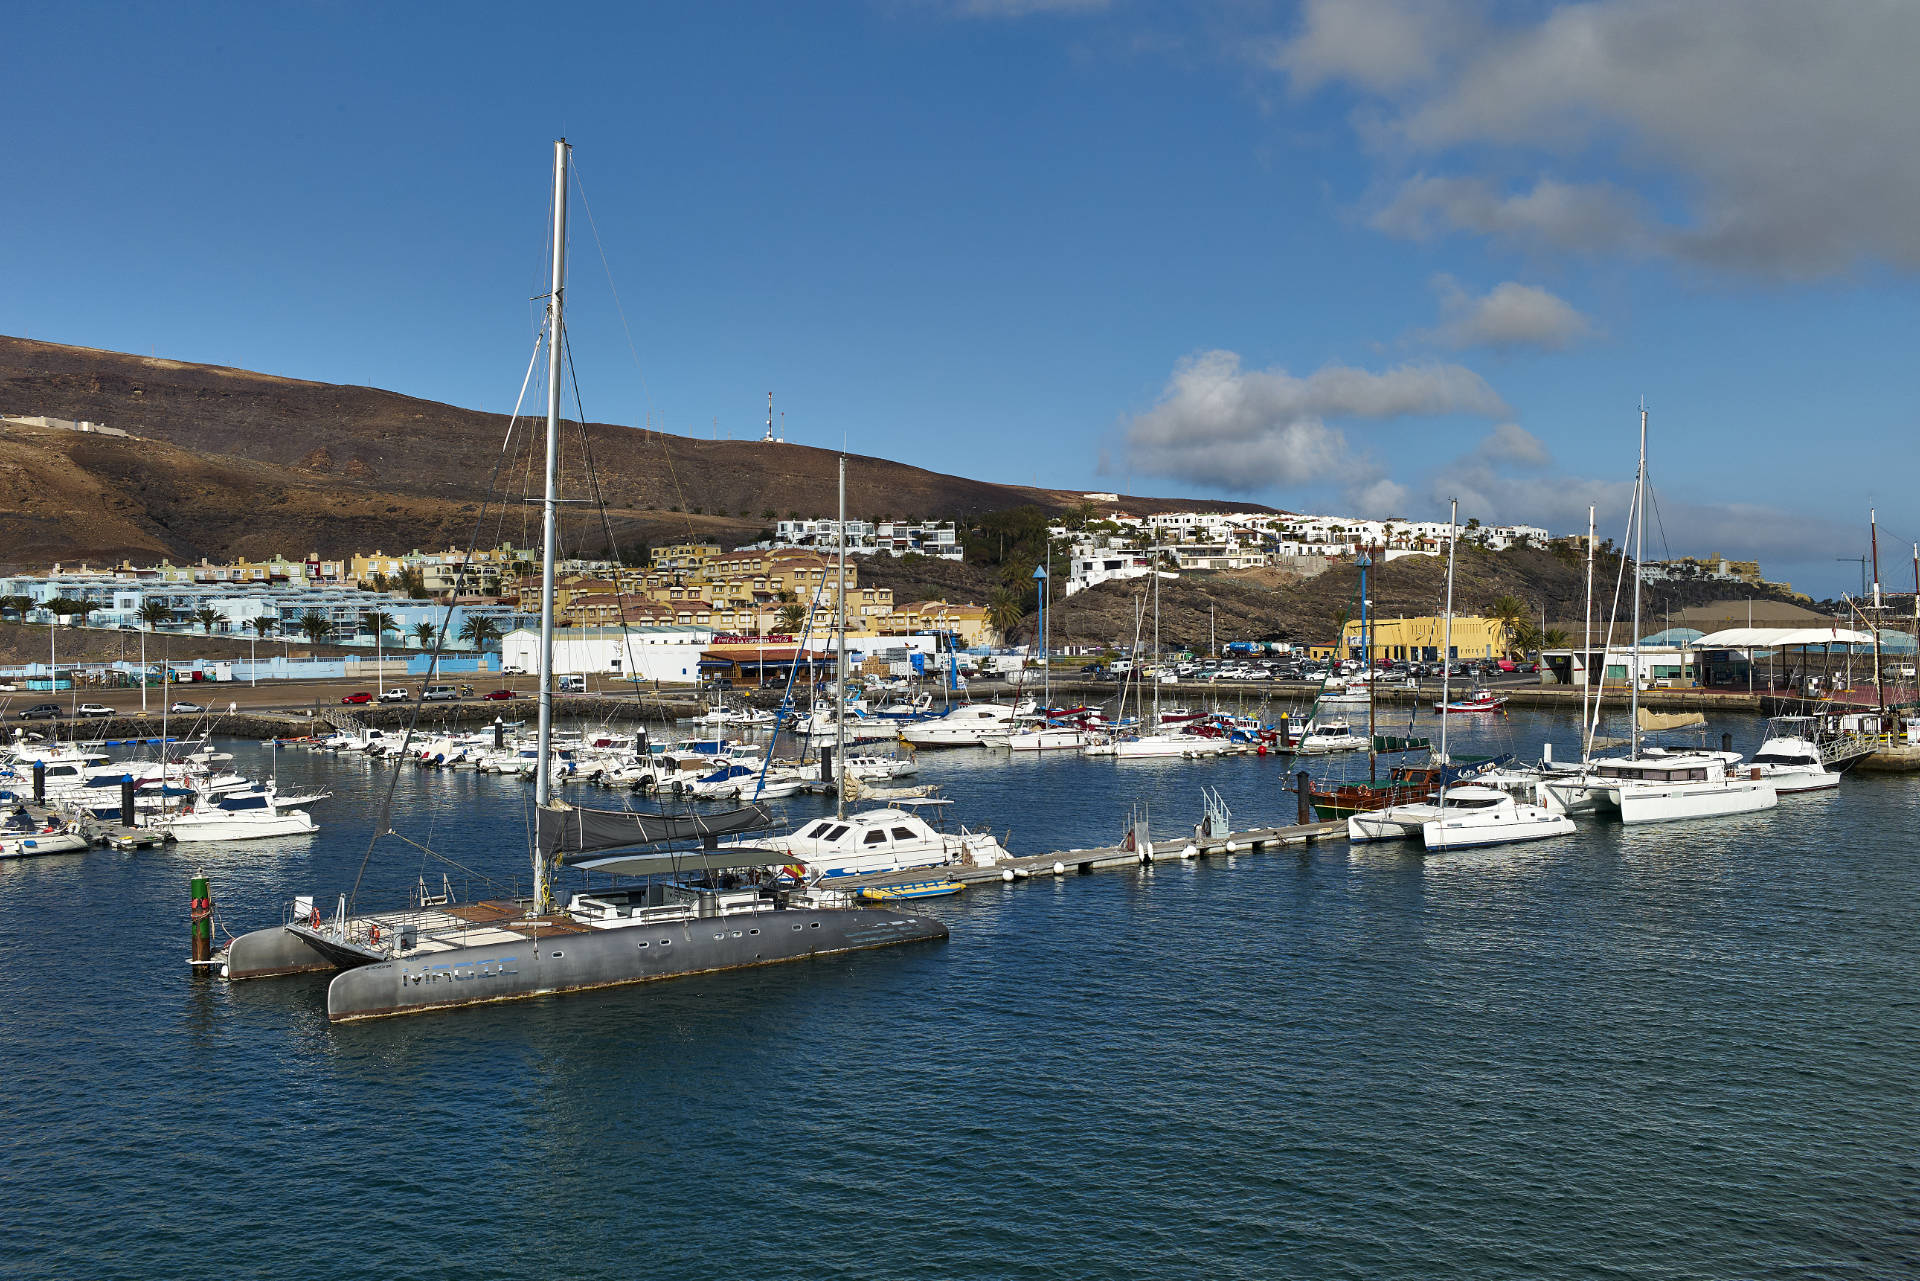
[340,691,374,705]
[420,685,459,702]
[18,703,62,720]
[170,700,204,714]
[380,687,411,702]
[482,689,519,701]
[76,703,115,717]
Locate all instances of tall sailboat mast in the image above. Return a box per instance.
[1870,508,1885,714]
[835,454,847,819]
[532,137,569,912]
[1629,404,1646,762]
[1581,504,1595,763]
[1438,501,1457,804]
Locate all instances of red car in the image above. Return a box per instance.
[482,689,519,701]
[340,691,374,705]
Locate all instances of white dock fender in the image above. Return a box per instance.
[1002,868,1015,882]
[1052,861,1065,875]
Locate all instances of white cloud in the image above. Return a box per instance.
[1259,0,1454,94]
[1274,0,1920,277]
[1420,276,1596,352]
[1349,477,1412,516]
[1372,175,1652,257]
[1122,349,1507,492]
[1476,422,1552,468]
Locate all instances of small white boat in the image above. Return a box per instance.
[1006,725,1091,752]
[165,788,319,842]
[842,755,918,781]
[1421,793,1575,851]
[772,803,1008,879]
[0,809,91,859]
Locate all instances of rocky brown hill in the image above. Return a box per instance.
[0,335,1266,569]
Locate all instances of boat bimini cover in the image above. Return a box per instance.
[538,801,774,859]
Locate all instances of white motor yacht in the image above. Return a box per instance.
[165,787,320,842]
[899,702,1016,748]
[772,803,1008,879]
[1743,717,1840,793]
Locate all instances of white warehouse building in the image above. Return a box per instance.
[502,625,711,682]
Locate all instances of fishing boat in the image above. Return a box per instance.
[219,141,947,1021]
[1437,689,1507,713]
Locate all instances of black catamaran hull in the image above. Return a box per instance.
[323,905,947,1022]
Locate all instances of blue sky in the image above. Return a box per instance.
[7,1,1918,596]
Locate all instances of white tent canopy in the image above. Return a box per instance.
[1692,626,1874,648]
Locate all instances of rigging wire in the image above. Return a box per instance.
[571,162,698,538]
[343,329,546,916]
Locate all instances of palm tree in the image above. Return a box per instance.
[250,616,275,641]
[1542,626,1572,650]
[193,606,225,634]
[0,594,34,621]
[413,621,438,650]
[137,599,173,632]
[1488,594,1529,656]
[987,588,1023,641]
[776,603,806,634]
[297,611,332,646]
[458,615,501,650]
[361,609,398,641]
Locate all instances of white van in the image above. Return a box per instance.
[420,684,459,702]
[557,674,586,694]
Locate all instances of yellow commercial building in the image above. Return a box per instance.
[1337,615,1505,661]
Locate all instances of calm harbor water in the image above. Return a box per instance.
[5,707,1917,1279]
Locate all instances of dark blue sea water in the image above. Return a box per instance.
[5,708,1917,1279]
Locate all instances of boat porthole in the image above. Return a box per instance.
[749,929,759,936]
[659,939,670,946]
[551,951,563,958]
[809,922,820,929]
[792,924,803,931]
[731,930,743,938]
[714,933,725,940]
[636,941,648,948]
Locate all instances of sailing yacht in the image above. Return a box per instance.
[1543,407,1778,826]
[1353,501,1572,850]
[219,141,946,1021]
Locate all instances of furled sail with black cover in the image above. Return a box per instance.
[537,802,774,859]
